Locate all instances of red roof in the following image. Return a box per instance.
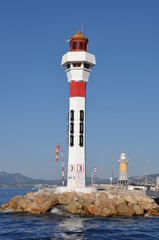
[70,31,88,42]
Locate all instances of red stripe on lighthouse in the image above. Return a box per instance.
[70,82,85,97]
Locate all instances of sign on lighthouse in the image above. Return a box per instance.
[60,31,96,192]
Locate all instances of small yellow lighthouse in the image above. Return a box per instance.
[118,153,128,185]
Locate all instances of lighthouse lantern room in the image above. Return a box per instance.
[61,31,96,189]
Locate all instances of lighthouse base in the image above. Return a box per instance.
[56,186,97,194]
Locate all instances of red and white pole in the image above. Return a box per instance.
[62,146,64,186]
[94,165,97,184]
[56,145,60,162]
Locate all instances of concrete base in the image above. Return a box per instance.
[55,186,97,194]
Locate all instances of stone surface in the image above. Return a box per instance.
[124,195,138,205]
[133,204,144,215]
[0,188,159,217]
[116,202,135,216]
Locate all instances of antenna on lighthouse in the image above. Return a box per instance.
[81,21,84,33]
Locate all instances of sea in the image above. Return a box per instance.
[0,188,159,240]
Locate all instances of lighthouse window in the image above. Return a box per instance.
[79,42,83,49]
[70,135,74,147]
[73,63,81,67]
[72,42,77,49]
[70,110,74,121]
[79,122,84,134]
[79,135,83,147]
[66,64,70,69]
[80,110,84,122]
[70,122,74,134]
[84,42,87,51]
[84,63,90,69]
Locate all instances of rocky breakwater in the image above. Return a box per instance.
[0,188,159,217]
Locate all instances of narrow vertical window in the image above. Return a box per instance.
[84,42,87,51]
[80,110,84,122]
[84,63,90,69]
[79,42,83,49]
[70,122,74,134]
[72,42,77,49]
[79,122,84,134]
[66,64,70,69]
[70,110,74,121]
[70,135,74,146]
[79,135,83,147]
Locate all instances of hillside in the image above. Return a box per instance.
[129,173,159,185]
[0,172,61,186]
[0,171,158,187]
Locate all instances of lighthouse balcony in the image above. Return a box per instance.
[61,51,96,67]
[65,67,91,82]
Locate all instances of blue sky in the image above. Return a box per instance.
[0,0,159,180]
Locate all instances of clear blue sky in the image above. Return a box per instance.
[0,0,159,180]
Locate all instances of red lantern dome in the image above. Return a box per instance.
[69,31,88,52]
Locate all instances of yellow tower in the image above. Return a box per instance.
[118,153,128,185]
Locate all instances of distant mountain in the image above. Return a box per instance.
[86,176,114,185]
[0,171,158,187]
[0,171,112,186]
[0,171,61,186]
[87,174,159,185]
[129,173,159,185]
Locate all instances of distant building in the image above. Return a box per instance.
[156,177,159,190]
[118,153,128,186]
[128,185,147,191]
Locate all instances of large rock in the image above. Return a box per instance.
[58,192,77,205]
[124,195,138,205]
[68,200,83,214]
[27,193,58,214]
[116,202,135,216]
[133,204,144,215]
[1,195,24,212]
[18,197,33,211]
[1,188,159,217]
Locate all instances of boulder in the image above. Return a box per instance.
[116,202,135,216]
[68,200,83,214]
[140,200,154,211]
[77,194,94,214]
[0,188,159,217]
[117,205,135,216]
[58,192,77,205]
[133,204,144,215]
[32,193,58,213]
[147,209,159,216]
[6,195,24,212]
[18,197,33,211]
[26,202,41,214]
[116,196,127,206]
[26,192,35,198]
[124,195,138,205]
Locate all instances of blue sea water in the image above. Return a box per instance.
[0,188,159,240]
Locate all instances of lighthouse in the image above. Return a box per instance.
[118,153,128,186]
[61,31,96,190]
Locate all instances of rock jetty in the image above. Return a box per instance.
[1,188,159,217]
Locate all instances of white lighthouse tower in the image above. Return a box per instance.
[61,31,96,191]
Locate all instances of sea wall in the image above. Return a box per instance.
[1,188,159,217]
